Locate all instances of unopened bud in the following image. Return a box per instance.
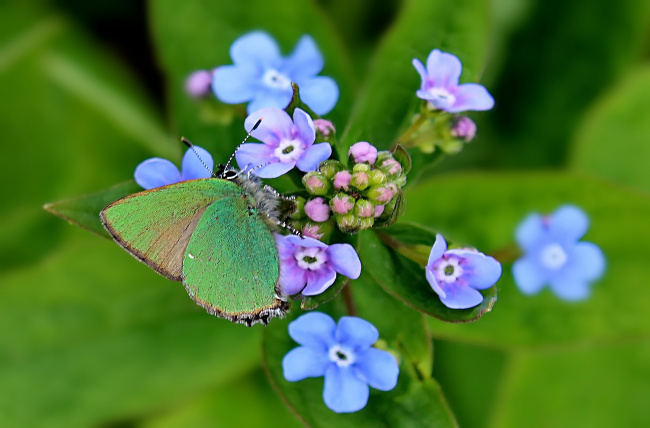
[352,163,371,173]
[354,199,375,218]
[350,171,370,191]
[290,196,306,220]
[304,197,330,222]
[330,193,356,215]
[319,160,343,179]
[450,116,477,142]
[367,170,387,187]
[358,217,375,230]
[303,172,331,196]
[313,119,336,138]
[348,141,378,164]
[368,185,395,205]
[333,170,352,190]
[374,204,385,218]
[336,213,360,234]
[379,158,402,178]
[185,70,213,98]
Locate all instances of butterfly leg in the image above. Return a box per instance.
[267,213,303,237]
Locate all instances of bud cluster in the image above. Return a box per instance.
[293,142,408,235]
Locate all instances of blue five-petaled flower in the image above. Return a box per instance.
[513,205,605,301]
[413,49,494,113]
[134,146,213,190]
[425,234,502,309]
[213,31,339,115]
[283,312,399,413]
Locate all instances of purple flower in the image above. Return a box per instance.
[185,70,213,98]
[425,234,502,309]
[283,312,399,413]
[134,146,213,190]
[348,142,378,164]
[450,116,477,142]
[412,49,494,113]
[513,205,605,301]
[212,31,339,115]
[305,197,331,222]
[236,107,332,178]
[276,235,361,297]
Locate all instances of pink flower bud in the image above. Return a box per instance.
[350,171,370,191]
[313,119,336,137]
[185,70,213,98]
[330,193,355,215]
[380,158,402,177]
[374,204,385,218]
[348,141,378,164]
[302,223,325,240]
[450,116,477,142]
[333,170,351,190]
[354,199,375,218]
[303,172,331,196]
[304,197,330,222]
[368,185,394,204]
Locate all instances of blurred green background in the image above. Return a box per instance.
[1,0,649,426]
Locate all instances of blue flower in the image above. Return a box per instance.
[412,49,494,113]
[275,235,361,297]
[236,107,331,178]
[213,31,339,115]
[425,234,502,309]
[282,312,399,413]
[513,205,605,301]
[134,146,213,190]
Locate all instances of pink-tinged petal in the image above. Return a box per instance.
[427,234,447,266]
[296,76,339,115]
[292,108,316,145]
[426,49,462,88]
[235,142,274,170]
[253,161,295,178]
[515,213,546,252]
[448,83,494,112]
[439,282,484,309]
[212,65,257,104]
[354,348,399,391]
[327,244,361,279]
[304,198,330,222]
[412,58,428,85]
[336,317,378,349]
[230,31,281,68]
[245,107,293,144]
[283,346,331,381]
[247,89,293,114]
[134,158,181,190]
[323,365,369,413]
[296,143,332,172]
[512,257,547,295]
[186,70,212,97]
[550,205,590,243]
[278,260,308,296]
[288,312,336,350]
[181,145,213,180]
[286,235,328,249]
[425,266,446,298]
[301,267,337,296]
[447,249,502,290]
[283,35,324,79]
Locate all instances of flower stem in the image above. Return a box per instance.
[341,281,358,317]
[489,243,522,264]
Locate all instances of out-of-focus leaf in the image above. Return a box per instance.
[403,171,650,348]
[263,271,457,427]
[149,0,354,162]
[358,225,497,323]
[0,239,262,427]
[44,181,141,238]
[571,66,650,193]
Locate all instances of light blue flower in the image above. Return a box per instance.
[425,234,502,309]
[213,31,339,115]
[283,312,399,413]
[513,205,605,301]
[236,107,331,178]
[134,146,213,190]
[413,49,494,113]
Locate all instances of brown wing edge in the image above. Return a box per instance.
[182,279,290,327]
[100,203,183,282]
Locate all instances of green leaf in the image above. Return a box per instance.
[358,225,497,323]
[44,181,141,238]
[403,171,650,348]
[571,66,650,193]
[263,271,456,427]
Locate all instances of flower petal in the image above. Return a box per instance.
[515,213,546,252]
[212,65,257,104]
[550,205,590,243]
[181,145,213,180]
[254,161,295,178]
[278,260,308,296]
[426,49,462,88]
[327,244,361,279]
[425,267,446,298]
[230,31,281,68]
[438,282,484,309]
[296,76,339,115]
[286,235,328,249]
[449,83,494,112]
[301,267,337,296]
[412,58,428,85]
[247,88,293,114]
[245,107,293,144]
[292,108,316,146]
[336,317,378,350]
[548,277,592,301]
[295,143,332,172]
[512,257,547,295]
[427,234,447,266]
[354,348,399,391]
[288,312,336,350]
[283,346,331,381]
[323,365,369,413]
[235,142,274,171]
[134,158,181,190]
[448,250,502,290]
[283,35,324,79]
[568,242,605,281]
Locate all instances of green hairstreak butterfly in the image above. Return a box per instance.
[100,128,290,327]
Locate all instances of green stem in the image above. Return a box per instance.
[341,281,358,317]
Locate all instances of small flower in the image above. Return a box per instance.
[282,312,399,413]
[276,235,361,297]
[212,31,339,114]
[348,142,378,164]
[425,234,502,309]
[305,197,330,222]
[314,119,336,137]
[333,170,351,190]
[134,146,213,190]
[513,205,605,301]
[185,70,213,98]
[412,49,494,113]
[236,107,332,178]
[450,116,477,142]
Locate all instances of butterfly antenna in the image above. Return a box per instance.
[246,162,269,178]
[181,137,215,177]
[224,118,263,171]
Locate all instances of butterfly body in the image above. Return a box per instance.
[100,172,289,326]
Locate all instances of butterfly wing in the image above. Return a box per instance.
[100,179,242,281]
[182,196,286,325]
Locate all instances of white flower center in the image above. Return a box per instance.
[434,257,463,283]
[328,344,356,367]
[540,243,568,270]
[262,68,292,90]
[274,138,305,163]
[426,87,456,109]
[295,246,328,271]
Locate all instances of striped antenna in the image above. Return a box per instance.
[181,137,214,176]
[224,118,263,171]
